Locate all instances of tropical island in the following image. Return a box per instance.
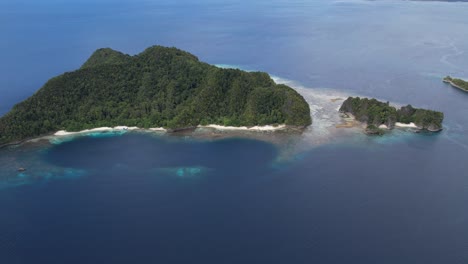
[339,97,444,135]
[0,46,311,145]
[443,76,468,92]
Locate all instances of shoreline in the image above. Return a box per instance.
[54,126,146,136]
[53,124,289,137]
[197,124,287,131]
[1,72,444,150]
[0,124,293,149]
[339,112,423,132]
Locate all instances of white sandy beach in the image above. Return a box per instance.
[198,124,286,131]
[395,122,419,128]
[54,126,165,136]
[149,127,166,131]
[53,124,288,137]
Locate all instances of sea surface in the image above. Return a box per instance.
[1,0,468,263]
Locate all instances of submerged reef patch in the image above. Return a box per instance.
[155,166,211,178]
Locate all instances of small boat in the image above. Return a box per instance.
[17,167,26,172]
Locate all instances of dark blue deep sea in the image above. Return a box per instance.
[1,0,468,263]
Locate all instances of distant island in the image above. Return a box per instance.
[339,97,444,135]
[0,46,311,145]
[443,76,468,92]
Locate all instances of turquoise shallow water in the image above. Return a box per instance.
[1,0,468,263]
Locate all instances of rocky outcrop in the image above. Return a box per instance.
[340,97,443,135]
[443,76,468,92]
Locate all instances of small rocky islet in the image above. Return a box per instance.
[443,76,468,92]
[339,97,444,135]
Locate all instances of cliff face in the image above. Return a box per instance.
[0,46,312,145]
[340,97,443,133]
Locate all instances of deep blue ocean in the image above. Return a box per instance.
[1,0,468,263]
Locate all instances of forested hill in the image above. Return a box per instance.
[0,46,311,145]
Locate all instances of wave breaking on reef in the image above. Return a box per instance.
[215,64,422,150]
[214,64,363,147]
[269,75,364,148]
